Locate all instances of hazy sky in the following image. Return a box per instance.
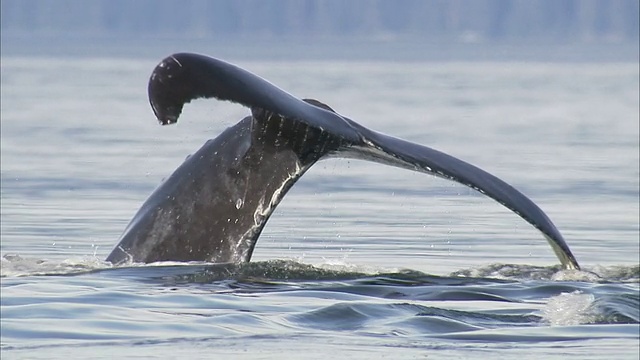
[2,0,638,43]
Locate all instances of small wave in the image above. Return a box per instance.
[594,293,640,324]
[0,254,112,278]
[450,263,639,283]
[287,301,537,334]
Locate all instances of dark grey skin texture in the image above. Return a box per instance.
[106,53,580,270]
[107,101,340,264]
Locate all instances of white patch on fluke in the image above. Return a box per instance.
[233,160,304,262]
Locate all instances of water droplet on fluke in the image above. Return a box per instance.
[235,199,243,209]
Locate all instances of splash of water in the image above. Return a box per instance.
[540,290,597,325]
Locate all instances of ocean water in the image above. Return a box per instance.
[1,56,638,359]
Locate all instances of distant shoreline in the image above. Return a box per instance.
[2,35,638,62]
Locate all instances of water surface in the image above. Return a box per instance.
[1,57,638,359]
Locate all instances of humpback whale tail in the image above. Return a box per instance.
[106,53,580,271]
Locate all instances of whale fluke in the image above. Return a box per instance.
[106,53,580,270]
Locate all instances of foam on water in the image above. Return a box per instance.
[0,254,111,278]
[2,252,638,284]
[540,291,597,326]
